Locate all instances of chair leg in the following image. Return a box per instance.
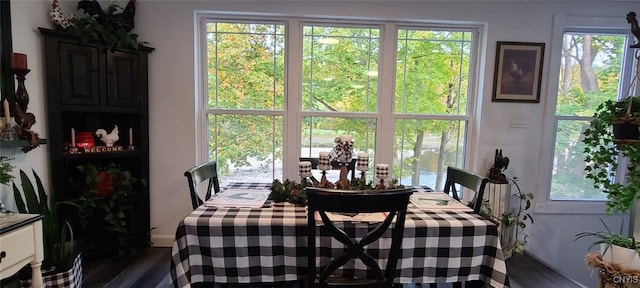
[453,282,462,288]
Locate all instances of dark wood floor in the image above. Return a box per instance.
[79,248,587,288]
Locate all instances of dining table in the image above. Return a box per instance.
[170,182,510,288]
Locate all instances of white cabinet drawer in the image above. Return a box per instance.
[0,225,36,277]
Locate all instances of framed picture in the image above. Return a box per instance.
[492,41,545,103]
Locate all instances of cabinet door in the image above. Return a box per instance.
[60,42,101,106]
[107,51,140,107]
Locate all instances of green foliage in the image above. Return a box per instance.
[575,218,639,255]
[206,23,469,185]
[67,2,146,51]
[0,156,14,185]
[271,179,307,205]
[13,169,75,263]
[582,97,640,213]
[75,163,145,250]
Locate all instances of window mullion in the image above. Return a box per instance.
[375,23,397,166]
[284,19,303,181]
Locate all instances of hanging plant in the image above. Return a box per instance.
[582,97,640,213]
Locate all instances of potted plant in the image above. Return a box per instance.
[12,169,83,287]
[66,1,147,51]
[75,162,145,252]
[0,155,14,186]
[575,218,640,270]
[480,176,534,257]
[582,97,640,213]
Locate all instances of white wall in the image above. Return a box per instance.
[6,1,638,287]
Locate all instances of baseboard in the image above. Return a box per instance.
[150,234,174,247]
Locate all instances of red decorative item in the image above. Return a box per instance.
[11,52,27,70]
[76,132,95,148]
[94,171,114,197]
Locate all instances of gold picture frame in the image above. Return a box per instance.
[492,41,545,103]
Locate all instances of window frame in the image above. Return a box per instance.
[194,11,484,184]
[536,15,638,214]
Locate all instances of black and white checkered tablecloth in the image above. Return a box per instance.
[170,183,509,288]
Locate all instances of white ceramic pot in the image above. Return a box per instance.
[601,243,640,270]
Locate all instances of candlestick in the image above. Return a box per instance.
[12,68,30,113]
[129,127,133,146]
[71,128,76,147]
[2,99,10,129]
[375,164,389,179]
[357,152,369,171]
[11,53,27,70]
[318,151,331,171]
[299,161,312,178]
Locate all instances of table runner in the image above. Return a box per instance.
[170,183,509,288]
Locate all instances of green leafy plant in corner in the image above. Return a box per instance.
[13,169,76,264]
[582,97,640,214]
[574,218,639,256]
[67,2,147,51]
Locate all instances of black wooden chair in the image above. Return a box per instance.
[300,157,358,181]
[443,166,489,214]
[441,166,489,288]
[184,161,221,209]
[305,187,413,288]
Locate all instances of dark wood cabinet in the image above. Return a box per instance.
[39,28,153,259]
[59,42,101,106]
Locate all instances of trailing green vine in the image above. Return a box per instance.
[582,97,640,213]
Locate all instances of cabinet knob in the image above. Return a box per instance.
[0,251,6,263]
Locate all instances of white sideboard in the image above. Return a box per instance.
[0,213,44,288]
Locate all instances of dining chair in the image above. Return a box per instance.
[305,187,413,288]
[442,167,489,288]
[443,166,489,214]
[300,157,358,181]
[184,161,221,209]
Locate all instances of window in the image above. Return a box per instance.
[198,14,481,188]
[550,32,630,200]
[543,15,637,210]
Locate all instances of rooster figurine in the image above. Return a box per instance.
[96,125,120,147]
[77,0,136,32]
[49,0,75,30]
[627,12,640,49]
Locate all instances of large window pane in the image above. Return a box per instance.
[394,119,465,190]
[396,29,472,115]
[302,25,379,112]
[301,116,376,182]
[206,22,285,110]
[551,120,607,200]
[208,114,284,186]
[550,33,628,200]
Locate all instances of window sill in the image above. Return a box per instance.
[534,199,616,214]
